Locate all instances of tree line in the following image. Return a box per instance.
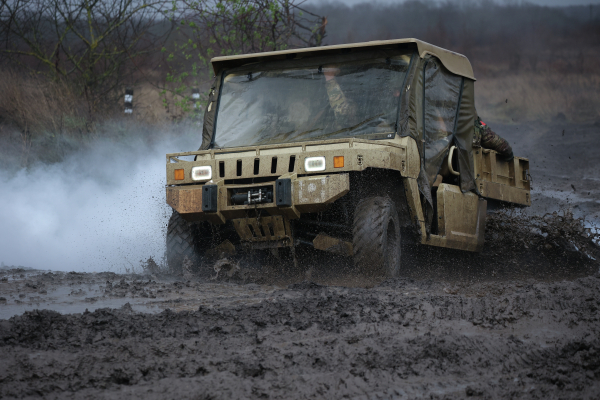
[0,0,597,139]
[0,0,326,124]
[308,1,600,76]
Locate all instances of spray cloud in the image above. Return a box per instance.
[0,128,198,272]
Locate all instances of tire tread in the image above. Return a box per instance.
[353,196,401,277]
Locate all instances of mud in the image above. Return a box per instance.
[1,121,600,399]
[1,257,600,399]
[0,269,283,319]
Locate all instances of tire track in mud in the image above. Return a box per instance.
[1,276,599,399]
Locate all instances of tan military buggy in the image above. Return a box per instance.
[165,39,532,276]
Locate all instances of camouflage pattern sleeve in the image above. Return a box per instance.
[474,117,514,161]
[473,120,483,147]
[325,78,357,125]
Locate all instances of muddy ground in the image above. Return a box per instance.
[1,121,599,399]
[1,266,599,399]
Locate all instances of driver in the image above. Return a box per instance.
[323,65,401,129]
[323,66,359,127]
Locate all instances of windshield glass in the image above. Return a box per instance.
[213,51,413,148]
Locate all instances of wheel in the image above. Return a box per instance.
[166,210,201,274]
[353,196,401,277]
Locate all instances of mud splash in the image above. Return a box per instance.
[488,208,599,257]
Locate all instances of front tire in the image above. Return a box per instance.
[353,196,401,277]
[166,210,200,274]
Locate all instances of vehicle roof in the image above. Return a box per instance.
[211,38,475,80]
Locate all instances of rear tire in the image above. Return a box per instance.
[353,196,401,277]
[166,210,200,274]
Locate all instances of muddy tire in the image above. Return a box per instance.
[166,210,200,274]
[353,196,401,277]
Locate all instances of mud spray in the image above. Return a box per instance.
[0,128,197,272]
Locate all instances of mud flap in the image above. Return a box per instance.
[426,183,487,252]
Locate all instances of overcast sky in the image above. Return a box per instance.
[304,0,600,6]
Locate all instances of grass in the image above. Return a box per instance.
[475,71,600,124]
[0,69,89,135]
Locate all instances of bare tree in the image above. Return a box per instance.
[160,0,326,117]
[178,0,327,56]
[0,0,172,118]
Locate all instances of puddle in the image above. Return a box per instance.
[0,270,280,319]
[0,298,162,319]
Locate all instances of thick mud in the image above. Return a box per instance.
[1,264,600,399]
[1,121,599,399]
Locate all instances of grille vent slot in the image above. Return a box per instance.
[254,158,260,175]
[271,157,278,173]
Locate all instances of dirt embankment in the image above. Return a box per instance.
[1,271,599,399]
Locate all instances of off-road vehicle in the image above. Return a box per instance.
[165,39,531,276]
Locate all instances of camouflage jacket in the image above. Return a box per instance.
[325,78,358,126]
[473,117,513,161]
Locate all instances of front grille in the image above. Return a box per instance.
[216,155,296,180]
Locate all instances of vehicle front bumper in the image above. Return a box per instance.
[166,173,350,225]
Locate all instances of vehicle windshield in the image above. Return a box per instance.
[213,50,413,148]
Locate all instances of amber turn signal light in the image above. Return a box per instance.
[334,156,344,168]
[174,169,184,180]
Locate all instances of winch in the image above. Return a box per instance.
[230,186,273,205]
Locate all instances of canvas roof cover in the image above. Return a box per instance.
[211,38,475,81]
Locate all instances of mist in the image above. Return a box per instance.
[0,127,199,272]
